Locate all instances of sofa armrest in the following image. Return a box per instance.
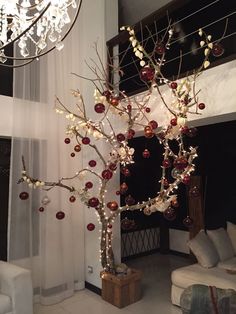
[0,261,33,314]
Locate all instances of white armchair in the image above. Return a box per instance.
[0,261,33,314]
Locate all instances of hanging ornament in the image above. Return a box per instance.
[182,175,191,185]
[38,207,45,212]
[41,195,51,205]
[74,144,81,152]
[88,197,99,208]
[127,104,132,112]
[198,103,205,110]
[56,211,65,220]
[163,207,176,221]
[170,81,178,89]
[145,107,151,113]
[142,149,150,158]
[109,163,117,171]
[82,137,90,145]
[87,223,95,231]
[85,181,93,189]
[163,178,169,187]
[149,120,158,129]
[212,42,224,57]
[117,133,126,142]
[155,42,165,55]
[127,129,135,139]
[121,217,136,230]
[102,90,111,100]
[69,195,76,202]
[120,182,128,194]
[109,96,119,107]
[71,152,75,157]
[88,160,97,167]
[143,206,152,216]
[94,103,105,113]
[170,117,177,126]
[181,126,189,135]
[189,186,200,198]
[121,167,131,177]
[19,191,29,200]
[64,138,71,144]
[186,127,198,138]
[173,157,188,170]
[162,159,171,168]
[107,201,118,211]
[183,216,194,228]
[102,169,113,180]
[139,66,155,81]
[171,167,184,179]
[144,125,154,138]
[125,195,135,206]
[108,224,113,229]
[171,199,179,208]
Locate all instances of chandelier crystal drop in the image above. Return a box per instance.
[0,0,82,67]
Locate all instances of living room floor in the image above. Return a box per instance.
[34,253,191,314]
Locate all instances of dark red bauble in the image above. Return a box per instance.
[198,103,205,110]
[173,157,188,170]
[144,126,154,138]
[109,163,117,171]
[117,133,126,142]
[38,207,45,212]
[155,42,165,55]
[82,137,90,145]
[85,181,93,189]
[88,160,97,167]
[109,97,119,107]
[162,159,171,168]
[163,207,176,221]
[142,149,150,158]
[87,223,95,231]
[170,81,178,89]
[120,182,128,194]
[145,107,151,113]
[163,178,169,187]
[189,186,200,198]
[181,126,189,135]
[149,120,158,129]
[71,152,75,157]
[182,175,191,185]
[140,66,155,82]
[108,224,113,229]
[56,211,65,220]
[107,201,118,211]
[127,104,132,112]
[19,191,29,200]
[127,129,135,139]
[74,144,81,152]
[69,195,76,202]
[102,169,113,180]
[183,216,194,228]
[64,138,70,144]
[102,90,111,100]
[94,103,105,113]
[88,197,99,208]
[125,195,135,206]
[212,42,224,57]
[170,117,177,126]
[186,127,198,138]
[171,199,179,208]
[116,190,121,195]
[121,167,131,177]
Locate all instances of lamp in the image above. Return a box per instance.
[0,0,82,67]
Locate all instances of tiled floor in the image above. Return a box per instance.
[34,253,191,314]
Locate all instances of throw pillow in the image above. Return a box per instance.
[227,221,236,254]
[207,227,235,261]
[187,230,219,268]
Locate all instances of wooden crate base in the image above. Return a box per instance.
[100,269,142,308]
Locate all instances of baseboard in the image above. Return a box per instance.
[85,281,101,296]
[121,248,160,262]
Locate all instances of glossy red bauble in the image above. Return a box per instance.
[182,175,191,185]
[181,126,189,135]
[85,181,93,189]
[82,137,90,145]
[183,216,194,228]
[108,224,113,229]
[109,163,117,171]
[189,186,200,198]
[125,195,135,206]
[186,127,198,138]
[163,207,176,221]
[38,207,45,212]
[145,107,151,113]
[162,159,171,168]
[56,211,65,220]
[170,82,178,89]
[19,191,29,200]
[142,149,150,158]
[88,197,99,208]
[117,133,126,142]
[171,199,179,208]
[170,117,177,126]
[155,42,165,55]
[109,97,119,107]
[102,169,113,180]
[107,201,118,211]
[163,178,169,187]
[87,223,95,231]
[120,182,128,194]
[173,157,188,170]
[70,152,75,157]
[64,138,71,144]
[88,160,96,167]
[212,42,224,57]
[198,103,205,110]
[127,104,132,112]
[102,90,111,100]
[144,126,154,138]
[127,129,135,139]
[121,167,131,177]
[149,120,158,129]
[94,103,105,113]
[74,144,81,152]
[69,195,76,202]
[140,67,155,82]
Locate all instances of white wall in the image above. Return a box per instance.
[0,95,13,137]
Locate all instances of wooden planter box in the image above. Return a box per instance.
[100,269,142,308]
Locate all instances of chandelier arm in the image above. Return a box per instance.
[0,59,35,68]
[16,0,47,10]
[0,0,83,63]
[0,3,52,51]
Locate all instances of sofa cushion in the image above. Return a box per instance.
[0,293,12,314]
[207,228,235,261]
[171,263,236,291]
[227,221,236,254]
[187,230,219,268]
[218,257,236,272]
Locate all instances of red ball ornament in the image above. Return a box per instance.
[109,163,117,171]
[117,133,126,142]
[163,178,169,187]
[173,157,188,170]
[82,137,90,145]
[70,152,75,157]
[85,181,93,189]
[102,90,111,100]
[127,104,132,112]
[56,211,65,220]
[64,138,70,144]
[171,199,179,208]
[170,82,178,89]
[87,223,95,231]
[19,191,29,200]
[181,126,189,135]
[38,207,45,212]
[88,160,96,167]
[212,42,224,57]
[74,144,81,152]
[186,127,198,138]
[149,120,158,129]
[121,167,131,177]
[120,182,128,194]
[102,169,113,180]
[108,224,113,229]
[182,175,191,185]
[163,207,176,221]
[69,195,76,202]
[140,66,155,81]
[170,117,177,126]
[88,197,99,208]
[144,126,154,138]
[125,195,135,206]
[183,216,194,228]
[94,103,105,113]
[198,103,205,110]
[109,97,119,107]
[145,107,151,113]
[127,129,135,139]
[107,201,118,211]
[189,186,200,198]
[155,42,165,55]
[142,149,150,158]
[162,159,171,168]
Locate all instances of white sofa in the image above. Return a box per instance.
[171,223,236,306]
[0,261,33,314]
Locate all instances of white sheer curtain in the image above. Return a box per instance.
[8,7,87,305]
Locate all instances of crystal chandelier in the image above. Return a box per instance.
[0,0,82,67]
